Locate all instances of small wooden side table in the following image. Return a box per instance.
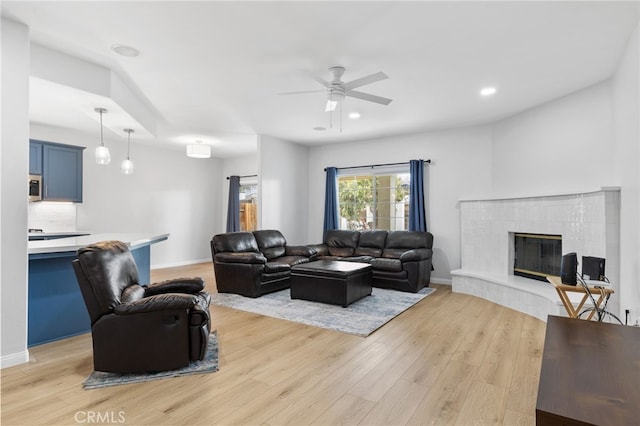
[546,275,614,320]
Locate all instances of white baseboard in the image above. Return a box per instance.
[430,277,452,286]
[1,350,29,369]
[151,258,211,270]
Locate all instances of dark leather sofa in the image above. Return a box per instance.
[72,240,211,373]
[211,230,317,297]
[308,230,434,293]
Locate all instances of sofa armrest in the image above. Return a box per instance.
[307,244,329,256]
[114,293,198,315]
[214,252,267,264]
[399,248,432,262]
[285,245,317,257]
[144,277,204,296]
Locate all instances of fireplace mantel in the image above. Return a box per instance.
[452,188,620,321]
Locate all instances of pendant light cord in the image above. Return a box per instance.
[126,131,131,159]
[99,110,104,147]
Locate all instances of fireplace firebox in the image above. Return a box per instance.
[513,233,562,282]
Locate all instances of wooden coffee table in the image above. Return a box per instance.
[290,260,372,307]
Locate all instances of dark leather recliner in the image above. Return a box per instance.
[72,240,211,373]
[211,230,316,298]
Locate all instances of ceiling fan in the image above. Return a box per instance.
[280,66,392,112]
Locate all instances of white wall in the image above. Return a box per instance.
[491,81,615,197]
[612,21,640,324]
[1,18,30,367]
[29,124,222,268]
[487,22,639,321]
[306,127,493,283]
[220,154,258,231]
[258,135,309,245]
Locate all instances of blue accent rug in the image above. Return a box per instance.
[82,331,218,389]
[210,287,436,337]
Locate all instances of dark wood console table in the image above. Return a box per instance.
[536,315,640,425]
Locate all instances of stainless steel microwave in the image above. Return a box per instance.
[29,174,42,202]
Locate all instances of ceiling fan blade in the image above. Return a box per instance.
[300,69,330,88]
[343,72,388,90]
[346,90,392,105]
[277,89,325,96]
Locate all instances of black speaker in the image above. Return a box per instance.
[582,256,605,281]
[560,252,577,285]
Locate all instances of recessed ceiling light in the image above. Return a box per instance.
[313,126,326,131]
[348,112,361,119]
[480,87,497,96]
[111,44,140,57]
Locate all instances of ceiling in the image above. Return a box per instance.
[2,1,638,158]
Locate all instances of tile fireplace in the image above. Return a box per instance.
[452,188,620,321]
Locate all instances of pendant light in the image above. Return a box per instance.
[94,107,111,165]
[121,128,134,175]
[186,140,211,158]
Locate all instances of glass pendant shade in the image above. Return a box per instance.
[94,107,110,165]
[121,158,134,175]
[95,145,111,165]
[121,128,134,175]
[186,142,211,158]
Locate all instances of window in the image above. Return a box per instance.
[239,183,257,231]
[337,168,410,231]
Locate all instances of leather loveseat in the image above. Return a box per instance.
[308,230,433,293]
[211,230,317,297]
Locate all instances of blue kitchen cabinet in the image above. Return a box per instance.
[30,139,85,202]
[29,141,43,175]
[41,142,84,202]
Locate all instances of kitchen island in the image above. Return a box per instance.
[28,233,169,346]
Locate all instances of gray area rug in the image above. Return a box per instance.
[82,331,219,389]
[210,287,436,337]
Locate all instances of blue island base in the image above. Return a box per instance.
[28,246,151,347]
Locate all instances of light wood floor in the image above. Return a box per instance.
[1,262,546,426]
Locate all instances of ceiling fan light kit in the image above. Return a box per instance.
[280,65,392,131]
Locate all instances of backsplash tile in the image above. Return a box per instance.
[28,202,76,232]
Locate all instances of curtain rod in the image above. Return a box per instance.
[226,174,258,180]
[324,159,431,172]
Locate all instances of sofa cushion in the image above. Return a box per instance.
[357,230,387,249]
[270,255,309,267]
[316,255,343,261]
[386,231,432,249]
[261,246,285,261]
[212,232,259,254]
[264,262,290,273]
[354,230,387,257]
[382,248,406,259]
[354,246,383,257]
[370,258,403,272]
[342,255,374,264]
[325,229,360,246]
[253,230,287,260]
[328,247,356,257]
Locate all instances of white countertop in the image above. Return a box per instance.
[28,231,90,238]
[28,233,169,255]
